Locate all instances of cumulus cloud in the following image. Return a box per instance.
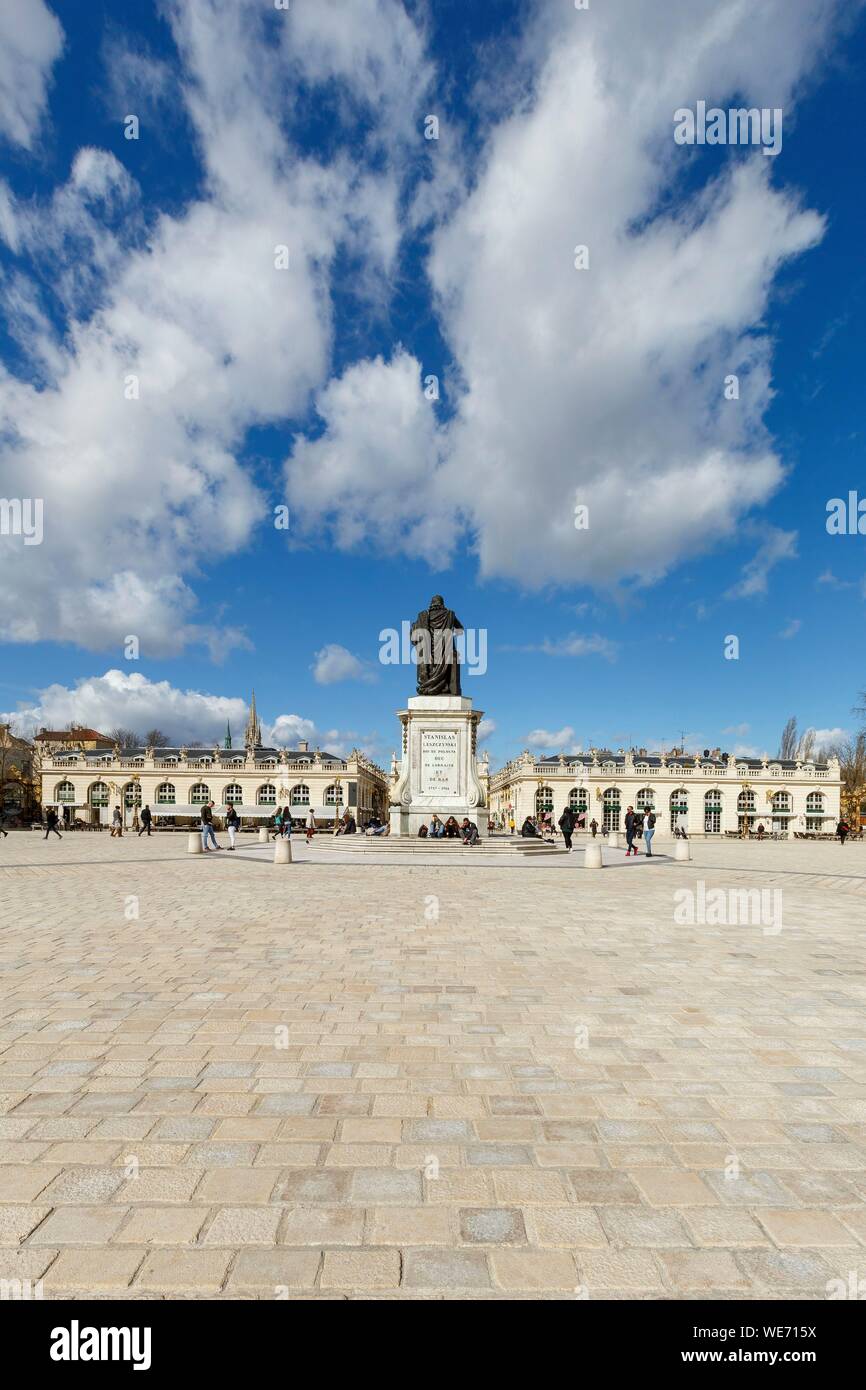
[0,0,63,149]
[477,718,496,743]
[1,668,370,755]
[311,643,377,685]
[0,0,429,655]
[285,0,845,593]
[779,618,802,639]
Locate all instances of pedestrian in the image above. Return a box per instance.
[625,805,638,856]
[138,804,152,837]
[589,817,598,838]
[226,802,239,850]
[306,806,316,844]
[837,818,849,845]
[460,817,480,845]
[644,807,656,856]
[0,807,8,838]
[110,806,123,838]
[200,800,219,852]
[44,807,62,840]
[274,806,283,837]
[282,807,292,838]
[508,812,515,836]
[558,804,575,851]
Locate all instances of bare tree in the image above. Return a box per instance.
[797,727,816,762]
[778,716,798,760]
[108,727,140,749]
[828,734,866,824]
[143,728,171,748]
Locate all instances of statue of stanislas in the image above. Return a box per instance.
[411,595,463,696]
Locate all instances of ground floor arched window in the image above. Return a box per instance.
[89,781,110,808]
[535,785,553,816]
[223,784,243,804]
[123,783,141,809]
[257,784,276,805]
[805,791,825,831]
[190,783,210,805]
[56,781,76,804]
[636,787,655,813]
[737,787,755,834]
[290,783,310,806]
[568,787,588,815]
[324,784,344,806]
[670,789,688,831]
[602,787,620,832]
[771,790,791,833]
[704,789,722,834]
[156,782,176,805]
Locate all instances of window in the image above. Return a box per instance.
[190,783,210,805]
[123,783,141,808]
[223,783,243,804]
[737,789,756,813]
[806,792,824,814]
[56,780,76,804]
[771,791,792,813]
[602,788,620,832]
[89,781,109,808]
[636,787,655,812]
[535,785,553,814]
[291,783,310,806]
[704,789,722,834]
[325,784,344,806]
[568,787,588,814]
[156,782,176,805]
[257,783,276,805]
[670,789,688,830]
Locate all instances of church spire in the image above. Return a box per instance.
[224,720,232,750]
[244,691,261,749]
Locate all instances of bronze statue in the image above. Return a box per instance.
[411,595,463,696]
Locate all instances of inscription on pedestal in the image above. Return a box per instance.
[420,729,459,795]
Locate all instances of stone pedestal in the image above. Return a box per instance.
[389,696,487,837]
[274,838,292,864]
[187,832,202,854]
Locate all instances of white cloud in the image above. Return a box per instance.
[811,727,847,752]
[779,618,802,639]
[725,528,798,600]
[722,723,751,737]
[0,0,428,656]
[311,643,377,685]
[505,634,617,661]
[0,0,63,149]
[477,718,496,743]
[526,726,579,752]
[2,669,248,744]
[285,0,843,592]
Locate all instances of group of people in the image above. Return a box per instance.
[418,814,480,843]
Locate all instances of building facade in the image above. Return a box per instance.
[0,723,38,822]
[488,750,841,838]
[39,738,390,829]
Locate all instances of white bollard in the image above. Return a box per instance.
[583,840,603,868]
[258,827,270,843]
[673,838,691,861]
[187,832,203,855]
[273,837,293,865]
[607,830,620,850]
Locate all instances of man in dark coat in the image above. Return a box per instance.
[558,805,575,851]
[138,804,152,836]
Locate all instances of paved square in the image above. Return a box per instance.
[1,833,865,1299]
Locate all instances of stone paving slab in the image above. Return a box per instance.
[0,832,865,1299]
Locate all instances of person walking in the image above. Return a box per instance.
[110,806,123,838]
[306,806,316,844]
[589,817,598,838]
[837,818,850,845]
[200,800,219,852]
[625,805,638,856]
[0,808,8,838]
[558,804,575,852]
[226,802,240,850]
[508,811,515,836]
[44,807,62,840]
[138,804,152,837]
[282,807,292,838]
[644,807,656,856]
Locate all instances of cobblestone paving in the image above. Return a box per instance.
[1,832,865,1300]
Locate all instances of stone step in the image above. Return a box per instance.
[320,837,565,854]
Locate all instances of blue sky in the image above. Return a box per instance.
[1,0,865,767]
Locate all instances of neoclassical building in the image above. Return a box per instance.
[488,749,841,838]
[39,697,389,829]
